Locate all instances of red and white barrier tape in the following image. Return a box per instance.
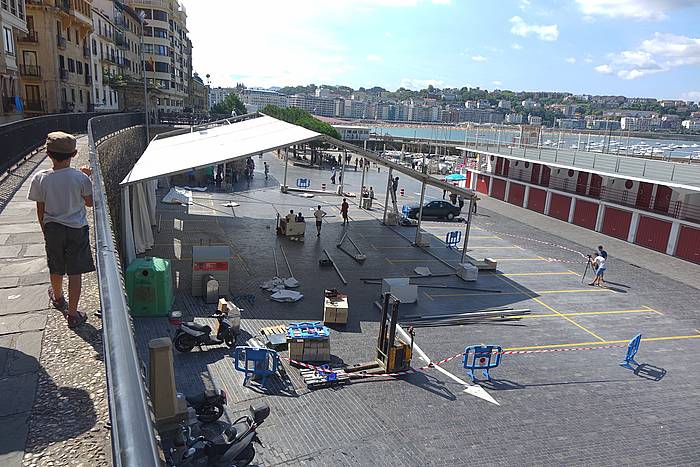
[501,343,626,355]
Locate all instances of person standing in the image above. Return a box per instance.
[596,245,608,282]
[369,186,375,202]
[29,132,93,329]
[341,198,349,225]
[457,194,464,211]
[354,158,358,171]
[588,253,606,287]
[314,205,327,236]
[330,167,337,184]
[264,162,269,180]
[391,176,399,202]
[449,192,457,205]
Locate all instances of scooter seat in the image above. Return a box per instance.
[186,389,219,406]
[183,322,212,333]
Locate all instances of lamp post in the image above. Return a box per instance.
[139,11,150,144]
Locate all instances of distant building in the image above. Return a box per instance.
[556,118,585,129]
[620,116,662,131]
[315,87,330,98]
[659,99,685,108]
[586,119,621,130]
[333,125,370,141]
[476,99,490,109]
[504,113,523,124]
[343,99,366,119]
[681,119,700,130]
[464,100,477,109]
[522,98,539,109]
[190,73,207,112]
[527,114,542,125]
[209,86,233,109]
[288,94,335,117]
[1,0,27,122]
[240,88,287,111]
[497,100,512,110]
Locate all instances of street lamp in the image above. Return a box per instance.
[138,11,150,144]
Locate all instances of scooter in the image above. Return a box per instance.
[168,401,270,467]
[172,307,241,353]
[184,389,227,423]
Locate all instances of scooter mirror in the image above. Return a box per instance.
[250,401,270,425]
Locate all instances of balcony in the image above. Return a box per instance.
[83,46,90,59]
[57,35,67,49]
[115,34,128,49]
[24,100,44,112]
[85,73,92,85]
[56,0,70,13]
[19,64,41,77]
[60,68,69,80]
[17,31,39,43]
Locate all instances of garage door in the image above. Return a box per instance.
[476,174,490,194]
[602,206,632,240]
[635,215,671,252]
[507,183,525,207]
[527,187,546,213]
[491,178,506,200]
[465,171,472,188]
[573,199,598,230]
[548,193,571,221]
[675,225,700,264]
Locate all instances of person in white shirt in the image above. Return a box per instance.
[313,205,327,236]
[588,254,606,287]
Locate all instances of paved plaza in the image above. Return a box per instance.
[131,152,700,466]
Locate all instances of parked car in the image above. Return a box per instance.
[406,200,461,220]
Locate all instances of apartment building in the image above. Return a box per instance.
[288,93,334,117]
[90,0,120,110]
[240,87,287,112]
[504,113,523,124]
[1,0,27,123]
[189,70,206,112]
[127,0,191,113]
[208,86,232,109]
[19,0,94,114]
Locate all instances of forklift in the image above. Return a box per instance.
[346,293,414,376]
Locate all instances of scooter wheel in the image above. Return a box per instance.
[234,444,255,466]
[197,402,225,423]
[173,333,196,353]
[224,334,237,348]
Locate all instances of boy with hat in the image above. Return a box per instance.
[28,132,94,328]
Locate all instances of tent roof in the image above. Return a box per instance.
[120,115,321,185]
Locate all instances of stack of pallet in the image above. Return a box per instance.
[287,322,331,362]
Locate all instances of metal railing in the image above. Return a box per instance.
[17,30,39,42]
[19,64,41,77]
[88,112,161,467]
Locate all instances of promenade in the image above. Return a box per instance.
[0,137,109,466]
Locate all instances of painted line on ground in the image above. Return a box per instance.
[425,288,614,298]
[505,333,700,351]
[499,271,579,277]
[513,308,662,319]
[642,305,664,316]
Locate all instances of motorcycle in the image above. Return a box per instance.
[184,389,227,423]
[168,401,270,467]
[172,308,241,353]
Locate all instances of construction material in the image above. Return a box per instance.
[457,262,479,282]
[402,308,531,327]
[336,231,366,263]
[381,278,418,304]
[463,254,497,271]
[363,280,501,293]
[323,289,349,325]
[260,325,288,349]
[272,245,280,277]
[287,322,331,362]
[270,290,303,302]
[300,368,350,389]
[323,249,348,285]
[192,246,231,297]
[360,273,456,281]
[279,244,295,278]
[414,267,432,276]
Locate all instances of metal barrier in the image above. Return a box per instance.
[0,111,118,175]
[445,231,462,248]
[233,346,280,388]
[620,333,642,369]
[463,344,502,381]
[88,112,160,467]
[296,178,310,188]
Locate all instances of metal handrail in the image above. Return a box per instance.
[87,113,160,467]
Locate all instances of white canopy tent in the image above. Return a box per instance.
[119,113,478,266]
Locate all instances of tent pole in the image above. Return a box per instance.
[282,147,289,192]
[340,147,347,194]
[382,167,393,225]
[414,180,426,244]
[461,197,474,264]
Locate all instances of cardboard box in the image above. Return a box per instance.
[324,294,349,324]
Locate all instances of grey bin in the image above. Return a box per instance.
[202,274,219,304]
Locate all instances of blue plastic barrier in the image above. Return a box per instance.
[463,344,502,381]
[445,231,462,248]
[296,178,311,188]
[287,322,330,339]
[620,333,642,369]
[233,346,280,387]
[402,205,410,219]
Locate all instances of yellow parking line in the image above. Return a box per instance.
[384,257,394,265]
[423,291,434,301]
[567,269,582,277]
[642,305,664,316]
[428,288,613,298]
[500,272,578,277]
[495,258,549,261]
[505,333,700,351]
[466,246,523,250]
[515,309,660,319]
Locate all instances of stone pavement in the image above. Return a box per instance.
[0,137,110,466]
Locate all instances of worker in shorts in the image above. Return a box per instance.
[341,198,349,225]
[596,245,608,282]
[314,205,327,236]
[588,252,606,287]
[29,132,94,329]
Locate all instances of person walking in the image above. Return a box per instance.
[341,198,349,225]
[314,205,327,236]
[28,132,93,329]
[354,158,358,171]
[391,176,399,202]
[588,252,606,287]
[449,192,457,205]
[457,194,464,211]
[264,162,269,180]
[330,167,337,184]
[473,196,479,213]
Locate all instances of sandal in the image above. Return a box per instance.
[48,288,68,314]
[67,311,88,329]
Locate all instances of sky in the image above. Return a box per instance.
[183,0,700,100]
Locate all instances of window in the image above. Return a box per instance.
[94,63,97,77]
[152,9,167,21]
[70,88,75,102]
[79,89,83,103]
[92,38,96,54]
[136,8,152,19]
[56,21,61,35]
[68,58,75,72]
[154,61,168,73]
[143,26,152,37]
[1,0,8,12]
[59,55,65,69]
[153,27,167,38]
[67,27,71,42]
[27,15,34,32]
[26,85,40,103]
[9,0,16,15]
[95,87,99,100]
[77,61,82,74]
[61,88,67,103]
[17,0,22,19]
[23,50,37,66]
[3,27,14,55]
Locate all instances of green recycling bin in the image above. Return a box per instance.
[125,257,174,317]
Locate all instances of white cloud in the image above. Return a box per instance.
[565,57,577,63]
[519,0,531,10]
[595,32,700,79]
[471,55,487,61]
[584,55,594,63]
[511,43,523,50]
[594,64,614,74]
[493,80,503,86]
[679,90,700,101]
[367,54,384,62]
[575,0,698,21]
[509,16,559,41]
[400,78,446,90]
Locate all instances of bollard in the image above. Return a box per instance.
[321,183,326,191]
[400,188,405,197]
[149,338,187,431]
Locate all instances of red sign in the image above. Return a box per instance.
[194,261,228,271]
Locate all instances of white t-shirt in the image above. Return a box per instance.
[593,255,606,269]
[314,209,326,222]
[28,167,92,228]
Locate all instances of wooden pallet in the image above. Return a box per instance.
[260,325,287,337]
[299,369,350,389]
[260,325,288,349]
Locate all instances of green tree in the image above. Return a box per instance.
[212,93,246,116]
[260,105,340,140]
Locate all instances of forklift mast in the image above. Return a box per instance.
[376,293,412,372]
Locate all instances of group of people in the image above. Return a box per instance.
[588,245,608,287]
